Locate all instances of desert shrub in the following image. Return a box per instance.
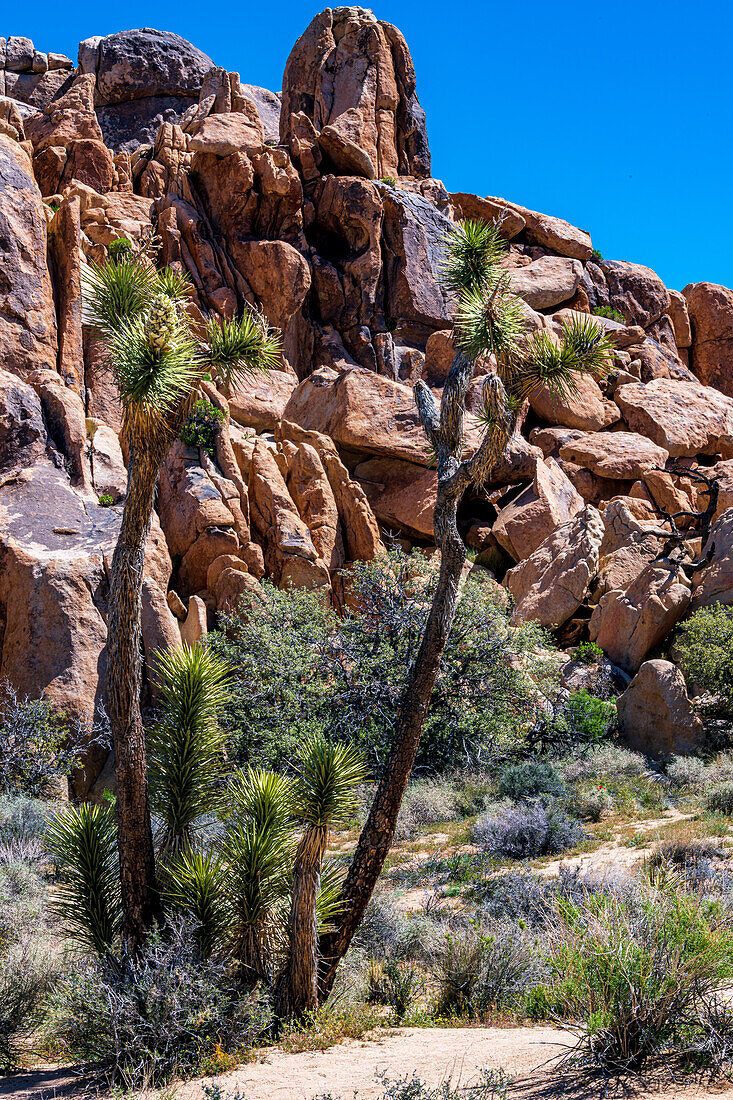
[497,760,564,802]
[0,684,88,797]
[0,795,59,864]
[543,889,733,1070]
[210,553,560,772]
[667,754,709,789]
[395,780,460,840]
[0,857,56,1070]
[46,922,270,1087]
[567,784,615,822]
[355,893,409,957]
[435,922,539,1017]
[107,237,133,261]
[675,603,733,716]
[381,959,420,1019]
[558,742,648,785]
[373,1068,513,1100]
[705,781,733,815]
[0,938,56,1070]
[473,800,584,860]
[180,398,225,456]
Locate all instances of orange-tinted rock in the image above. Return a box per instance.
[590,560,691,673]
[47,196,84,393]
[493,457,584,562]
[617,660,703,756]
[615,379,733,458]
[353,455,436,540]
[188,108,264,156]
[280,7,430,180]
[510,256,583,311]
[286,440,344,572]
[505,504,604,628]
[495,197,592,260]
[449,193,525,240]
[278,419,384,562]
[228,369,298,432]
[559,430,668,480]
[667,290,692,349]
[529,371,620,432]
[248,438,331,591]
[683,281,733,397]
[691,507,733,609]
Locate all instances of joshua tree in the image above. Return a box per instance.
[318,219,613,995]
[275,736,366,1021]
[83,248,281,950]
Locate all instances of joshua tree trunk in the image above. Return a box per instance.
[106,442,162,951]
[275,826,326,1021]
[318,355,508,998]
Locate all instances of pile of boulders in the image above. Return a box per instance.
[0,9,732,786]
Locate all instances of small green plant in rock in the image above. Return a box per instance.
[592,304,626,324]
[97,493,114,507]
[380,176,398,187]
[107,237,134,262]
[590,249,604,263]
[180,398,226,456]
[575,640,603,665]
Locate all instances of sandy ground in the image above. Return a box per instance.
[7,1026,733,1100]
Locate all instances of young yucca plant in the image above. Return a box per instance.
[162,849,228,959]
[275,736,367,1020]
[148,645,231,860]
[45,802,122,957]
[83,246,282,951]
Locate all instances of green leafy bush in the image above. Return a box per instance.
[575,640,603,665]
[97,493,114,507]
[434,922,539,1017]
[180,398,225,456]
[107,237,134,262]
[0,684,88,797]
[705,781,733,815]
[497,760,564,802]
[209,553,560,772]
[675,603,733,717]
[542,889,733,1070]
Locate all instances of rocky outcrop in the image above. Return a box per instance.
[280,7,430,180]
[505,505,604,629]
[683,282,733,397]
[1,11,733,767]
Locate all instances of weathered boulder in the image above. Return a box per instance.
[559,430,669,480]
[600,260,669,328]
[617,659,703,756]
[382,187,453,345]
[529,371,619,432]
[497,198,593,260]
[0,135,57,376]
[667,290,693,349]
[280,7,430,179]
[80,29,215,104]
[594,497,662,599]
[493,457,584,562]
[509,255,583,311]
[353,455,436,539]
[683,282,733,397]
[590,560,691,673]
[505,505,604,628]
[227,368,298,432]
[248,438,330,591]
[283,366,482,467]
[278,419,384,563]
[285,440,344,572]
[615,379,733,458]
[449,193,525,240]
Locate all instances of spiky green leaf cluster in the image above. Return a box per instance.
[82,257,157,338]
[163,850,228,958]
[204,309,283,388]
[109,313,203,433]
[45,802,121,956]
[148,645,231,858]
[294,735,367,830]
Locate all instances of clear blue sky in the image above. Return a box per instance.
[10,1,732,291]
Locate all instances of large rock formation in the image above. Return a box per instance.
[0,10,732,772]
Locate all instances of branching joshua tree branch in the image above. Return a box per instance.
[317,219,614,997]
